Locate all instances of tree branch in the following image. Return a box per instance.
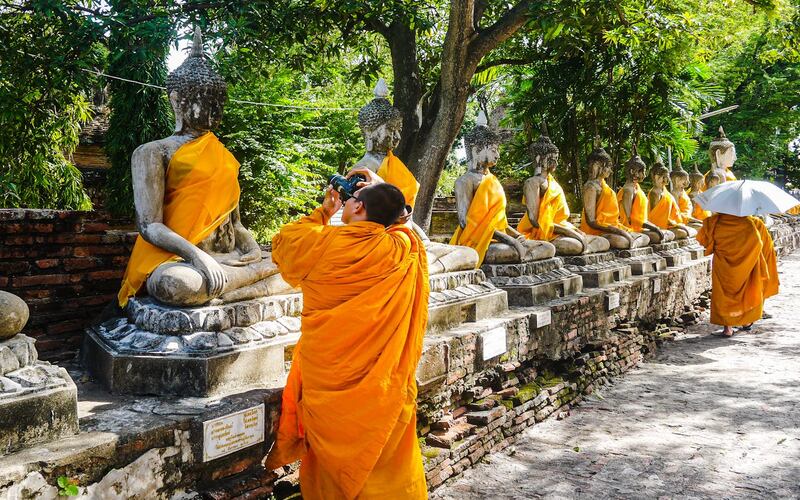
[470,1,537,63]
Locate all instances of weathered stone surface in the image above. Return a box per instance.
[0,291,29,339]
[0,347,20,377]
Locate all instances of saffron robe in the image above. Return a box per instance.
[648,189,684,229]
[676,191,693,221]
[692,198,711,220]
[517,175,574,241]
[377,150,420,208]
[581,180,631,235]
[697,214,779,326]
[450,173,509,266]
[265,207,429,500]
[117,132,240,307]
[617,182,649,232]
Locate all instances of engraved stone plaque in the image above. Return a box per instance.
[203,403,265,462]
[653,278,662,294]
[605,292,620,311]
[530,309,552,329]
[481,327,507,361]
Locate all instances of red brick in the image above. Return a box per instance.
[29,223,54,233]
[0,223,23,234]
[73,245,128,257]
[0,261,31,274]
[0,277,7,287]
[35,258,60,269]
[46,319,85,335]
[87,269,124,280]
[81,222,110,232]
[16,289,52,300]
[4,235,34,245]
[12,274,70,287]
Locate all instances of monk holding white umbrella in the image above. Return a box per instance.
[694,180,795,336]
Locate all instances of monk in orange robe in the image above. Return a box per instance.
[265,177,429,499]
[697,213,779,336]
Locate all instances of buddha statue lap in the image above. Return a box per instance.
[118,28,293,308]
[452,112,555,265]
[354,79,479,274]
[518,123,609,255]
[648,162,697,239]
[669,158,703,229]
[617,146,674,244]
[580,138,649,249]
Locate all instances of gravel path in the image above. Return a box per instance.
[433,254,800,500]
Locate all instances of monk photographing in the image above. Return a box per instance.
[265,170,429,499]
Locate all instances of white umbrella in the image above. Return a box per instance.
[695,180,800,217]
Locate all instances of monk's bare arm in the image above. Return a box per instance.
[522,177,542,228]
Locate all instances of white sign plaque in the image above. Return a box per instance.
[203,403,265,462]
[481,327,507,361]
[606,292,620,311]
[653,278,662,294]
[531,309,552,329]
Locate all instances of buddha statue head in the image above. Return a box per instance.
[706,170,723,189]
[669,158,690,190]
[358,78,403,154]
[529,122,559,176]
[465,110,501,174]
[651,161,670,189]
[624,145,646,183]
[586,136,613,181]
[709,126,736,169]
[690,164,705,192]
[166,27,227,134]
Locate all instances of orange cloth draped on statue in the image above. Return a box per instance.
[677,191,693,221]
[450,173,508,266]
[648,189,684,229]
[696,214,779,326]
[692,198,711,220]
[117,132,240,307]
[265,207,429,500]
[580,180,630,236]
[377,150,420,208]
[617,182,649,232]
[517,175,574,241]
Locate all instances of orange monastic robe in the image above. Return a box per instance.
[692,197,711,220]
[377,150,420,208]
[117,132,240,307]
[648,189,684,229]
[265,207,429,500]
[617,182,649,232]
[450,173,508,266]
[676,191,693,221]
[517,175,574,241]
[697,214,779,326]
[581,180,631,236]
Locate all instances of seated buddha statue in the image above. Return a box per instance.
[580,137,650,249]
[648,162,697,239]
[617,147,674,244]
[706,126,737,185]
[118,28,293,308]
[452,111,556,266]
[669,158,703,228]
[689,164,711,221]
[517,123,609,255]
[353,79,478,274]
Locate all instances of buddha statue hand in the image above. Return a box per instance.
[191,249,228,296]
[219,248,261,267]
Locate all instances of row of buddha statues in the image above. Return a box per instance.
[120,28,738,312]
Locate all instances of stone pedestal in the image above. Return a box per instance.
[651,241,691,267]
[83,294,303,397]
[481,258,583,307]
[0,335,78,456]
[562,252,632,288]
[427,270,508,333]
[675,238,705,260]
[613,247,667,275]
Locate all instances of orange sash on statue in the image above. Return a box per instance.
[692,197,711,220]
[450,173,508,266]
[648,189,684,229]
[617,182,649,232]
[697,214,779,326]
[677,191,693,220]
[265,208,429,499]
[517,175,573,241]
[377,150,420,208]
[117,132,240,307]
[581,180,630,235]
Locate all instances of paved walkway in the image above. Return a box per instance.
[434,255,800,499]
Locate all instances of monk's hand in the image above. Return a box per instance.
[322,186,342,219]
[346,168,384,188]
[192,251,227,297]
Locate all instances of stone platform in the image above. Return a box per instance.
[427,270,508,333]
[651,241,691,267]
[562,252,632,288]
[482,258,583,307]
[675,237,705,260]
[613,247,667,275]
[0,335,78,455]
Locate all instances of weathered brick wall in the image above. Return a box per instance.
[0,209,135,361]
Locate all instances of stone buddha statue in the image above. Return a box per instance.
[580,137,649,249]
[118,28,292,308]
[669,158,702,227]
[708,126,737,183]
[518,123,610,255]
[689,164,712,221]
[617,147,674,244]
[452,111,556,265]
[354,79,479,274]
[648,162,697,239]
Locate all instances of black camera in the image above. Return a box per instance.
[329,174,367,201]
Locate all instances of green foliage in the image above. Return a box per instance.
[0,2,103,209]
[56,476,79,496]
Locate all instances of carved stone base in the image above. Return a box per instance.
[562,252,632,288]
[675,238,706,260]
[0,335,78,455]
[427,270,508,333]
[651,242,691,267]
[481,258,584,307]
[612,247,668,275]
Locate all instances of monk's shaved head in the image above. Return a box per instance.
[359,183,407,227]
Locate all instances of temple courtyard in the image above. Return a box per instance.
[434,254,800,499]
